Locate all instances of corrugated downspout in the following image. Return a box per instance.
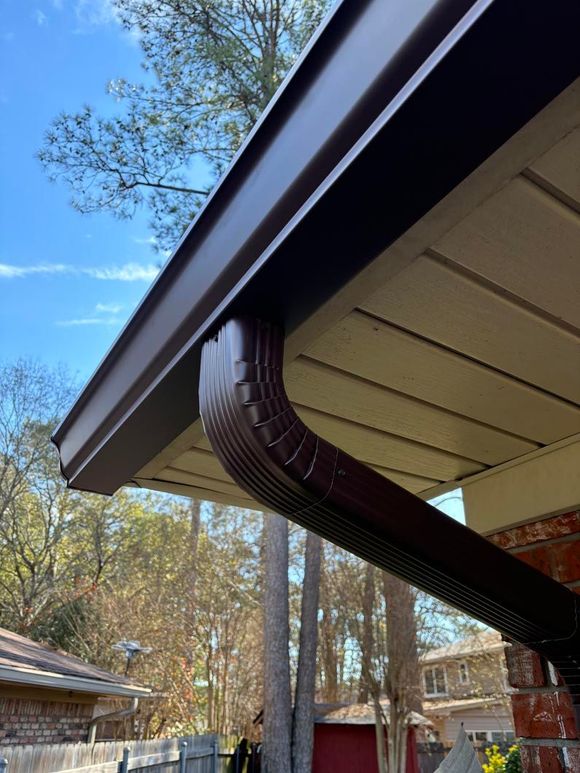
[199,317,580,727]
[87,698,139,745]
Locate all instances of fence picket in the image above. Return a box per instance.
[211,740,218,773]
[118,747,130,773]
[0,734,226,773]
[178,742,187,773]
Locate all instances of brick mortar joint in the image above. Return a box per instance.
[488,511,580,546]
[511,686,569,695]
[508,531,580,553]
[518,738,580,748]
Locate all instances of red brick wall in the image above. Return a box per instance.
[0,697,94,745]
[488,510,580,772]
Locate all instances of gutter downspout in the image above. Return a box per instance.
[88,698,139,745]
[199,317,580,727]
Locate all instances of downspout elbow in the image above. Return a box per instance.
[88,697,139,745]
[199,317,580,721]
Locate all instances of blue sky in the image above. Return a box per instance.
[0,0,163,382]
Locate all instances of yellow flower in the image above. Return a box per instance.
[482,744,508,773]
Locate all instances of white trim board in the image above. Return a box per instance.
[420,435,580,533]
[0,665,151,699]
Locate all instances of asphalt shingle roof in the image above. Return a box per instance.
[0,626,138,687]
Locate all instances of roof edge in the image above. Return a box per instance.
[52,0,486,492]
[54,0,580,495]
[420,644,506,664]
[0,664,151,698]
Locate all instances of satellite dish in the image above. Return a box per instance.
[112,640,153,674]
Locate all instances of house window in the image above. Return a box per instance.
[459,661,469,684]
[467,730,515,745]
[491,732,515,743]
[423,666,447,696]
[466,730,491,744]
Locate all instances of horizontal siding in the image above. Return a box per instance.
[441,708,514,745]
[286,359,537,465]
[434,176,580,329]
[305,311,580,442]
[361,253,580,403]
[527,126,580,211]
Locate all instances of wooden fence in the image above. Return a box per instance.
[417,744,447,773]
[0,734,237,773]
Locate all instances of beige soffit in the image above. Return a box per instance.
[134,80,580,531]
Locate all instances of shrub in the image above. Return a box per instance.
[482,744,521,773]
[482,744,507,773]
[505,745,522,773]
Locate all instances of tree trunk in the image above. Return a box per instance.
[382,572,422,773]
[292,530,322,773]
[185,500,202,721]
[358,564,389,773]
[359,562,375,703]
[372,697,389,773]
[185,499,201,626]
[262,513,292,773]
[320,562,338,702]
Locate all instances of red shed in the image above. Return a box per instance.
[312,703,424,773]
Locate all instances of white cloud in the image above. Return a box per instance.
[95,302,123,314]
[0,262,160,282]
[72,0,141,44]
[51,0,64,9]
[85,263,159,281]
[56,316,122,327]
[132,236,158,246]
[56,300,127,327]
[33,9,48,26]
[0,263,69,278]
[74,0,118,26]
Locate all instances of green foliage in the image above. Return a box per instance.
[0,363,265,732]
[483,745,521,773]
[483,745,507,773]
[505,745,522,773]
[0,360,77,634]
[38,0,331,252]
[1,359,488,737]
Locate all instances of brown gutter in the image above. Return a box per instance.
[52,0,580,495]
[199,317,580,725]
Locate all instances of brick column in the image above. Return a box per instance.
[487,511,580,772]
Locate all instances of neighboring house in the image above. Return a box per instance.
[0,627,150,745]
[421,631,514,746]
[313,703,426,773]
